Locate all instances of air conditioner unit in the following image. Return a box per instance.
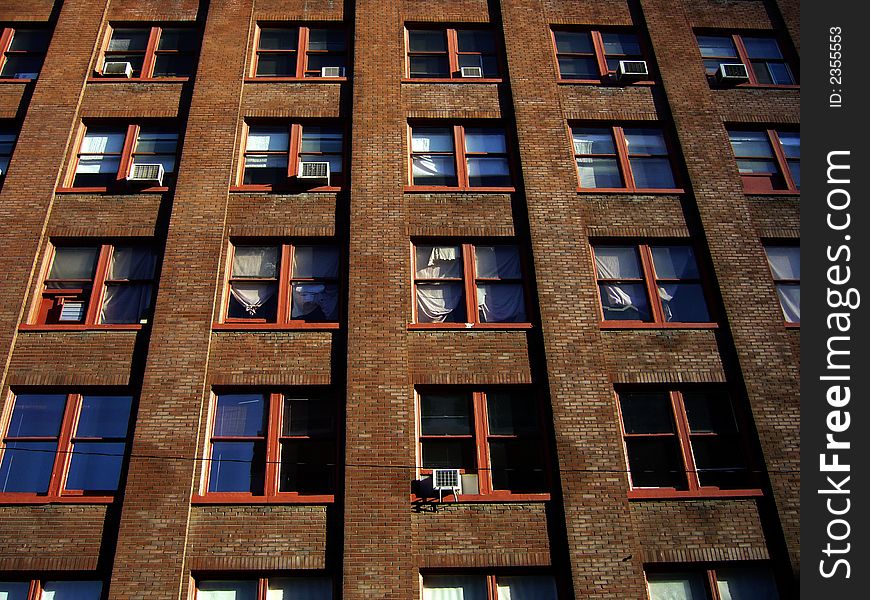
[321,66,344,78]
[128,163,165,186]
[58,299,85,322]
[716,63,750,84]
[103,61,134,78]
[299,161,331,186]
[616,60,649,80]
[432,468,462,502]
[460,66,483,78]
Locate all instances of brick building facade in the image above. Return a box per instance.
[0,0,799,598]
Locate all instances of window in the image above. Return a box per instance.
[240,122,344,189]
[223,242,339,326]
[253,24,347,78]
[0,27,50,80]
[99,26,197,79]
[697,32,795,86]
[618,388,758,497]
[553,28,648,82]
[727,128,799,193]
[69,122,179,190]
[422,573,558,599]
[406,26,499,79]
[416,388,548,498]
[646,565,779,599]
[593,244,712,325]
[572,125,679,191]
[0,392,132,500]
[196,577,332,599]
[34,243,157,326]
[764,245,799,324]
[201,391,335,500]
[409,124,512,190]
[412,243,529,327]
[0,124,16,178]
[0,580,103,599]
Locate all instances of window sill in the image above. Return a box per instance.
[87,76,190,84]
[576,187,685,195]
[712,82,800,91]
[191,494,334,505]
[244,77,347,83]
[0,494,115,505]
[229,185,342,193]
[411,492,550,503]
[19,323,144,332]
[557,79,656,87]
[401,78,503,84]
[628,488,763,500]
[404,186,516,193]
[212,322,340,331]
[744,190,800,196]
[600,321,718,330]
[55,186,170,194]
[0,78,34,84]
[785,322,800,329]
[408,323,533,331]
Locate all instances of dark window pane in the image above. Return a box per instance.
[306,53,346,73]
[66,441,126,491]
[558,56,599,79]
[258,28,298,51]
[77,395,133,437]
[0,56,42,79]
[767,61,794,85]
[658,282,710,322]
[487,392,538,435]
[457,30,495,53]
[157,28,196,51]
[73,156,121,187]
[703,58,727,75]
[599,282,651,321]
[256,53,296,77]
[283,397,333,436]
[751,61,773,85]
[602,32,641,56]
[477,283,526,322]
[301,127,343,153]
[243,154,289,185]
[134,130,178,155]
[777,132,800,158]
[0,582,30,600]
[697,35,737,58]
[412,155,457,186]
[466,157,510,187]
[279,440,334,493]
[716,566,780,599]
[209,441,265,493]
[420,393,472,435]
[554,30,593,54]
[308,28,346,51]
[0,441,57,492]
[787,160,800,188]
[8,394,66,436]
[152,54,196,77]
[619,393,674,434]
[465,128,506,153]
[743,37,783,59]
[214,394,266,437]
[682,391,737,434]
[577,157,623,188]
[9,29,50,52]
[625,437,687,488]
[100,283,153,324]
[630,157,675,188]
[736,158,779,175]
[421,439,475,471]
[292,245,339,278]
[650,246,699,279]
[416,282,465,322]
[290,283,339,322]
[41,582,102,599]
[573,127,616,154]
[691,436,748,488]
[489,439,547,492]
[408,30,447,52]
[108,29,149,51]
[409,55,449,78]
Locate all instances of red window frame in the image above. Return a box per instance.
[95,25,196,81]
[0,26,50,81]
[410,241,531,329]
[194,575,334,598]
[217,240,341,330]
[194,390,336,504]
[415,388,551,502]
[570,124,683,193]
[0,391,133,504]
[250,23,348,81]
[233,121,345,192]
[403,25,502,82]
[406,123,515,192]
[26,242,155,331]
[696,31,797,88]
[616,387,762,500]
[0,579,104,599]
[728,128,799,194]
[592,242,716,329]
[421,572,559,598]
[551,27,653,84]
[645,563,781,599]
[61,121,177,193]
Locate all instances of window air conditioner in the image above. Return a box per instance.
[616,60,649,80]
[128,163,165,186]
[716,63,750,84]
[299,161,331,186]
[103,61,134,78]
[432,468,462,502]
[321,66,344,78]
[58,299,86,322]
[460,66,483,78]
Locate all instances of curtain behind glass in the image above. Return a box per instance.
[765,246,799,280]
[646,573,707,600]
[233,246,279,278]
[417,283,464,322]
[100,283,152,323]
[475,246,521,279]
[196,581,258,600]
[496,576,558,600]
[292,246,339,278]
[49,247,99,280]
[477,284,525,322]
[416,246,462,279]
[291,283,339,320]
[422,576,486,600]
[40,581,103,600]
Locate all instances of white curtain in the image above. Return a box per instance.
[595,247,645,315]
[716,567,779,600]
[477,284,525,322]
[247,128,289,152]
[0,582,30,600]
[416,246,462,279]
[651,246,697,279]
[657,285,675,321]
[196,581,258,600]
[266,578,332,599]
[100,283,152,323]
[40,581,103,600]
[291,283,339,319]
[776,285,800,322]
[109,246,156,279]
[293,246,339,278]
[80,131,125,154]
[765,247,799,280]
[496,576,558,600]
[233,246,278,278]
[417,283,464,322]
[646,574,707,600]
[423,576,486,600]
[475,246,521,279]
[230,282,277,316]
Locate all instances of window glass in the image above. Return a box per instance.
[555,30,593,54]
[764,246,800,280]
[9,29,50,52]
[0,583,30,600]
[558,56,598,80]
[620,392,673,434]
[420,393,472,435]
[464,128,506,153]
[157,28,195,51]
[247,127,289,152]
[594,246,641,279]
[197,581,258,600]
[408,30,447,52]
[233,246,279,279]
[496,576,558,600]
[716,567,779,600]
[457,30,495,53]
[259,28,297,51]
[308,29,345,51]
[214,394,266,437]
[40,581,103,600]
[647,573,708,600]
[651,246,699,279]
[778,132,799,158]
[283,397,333,436]
[729,131,773,157]
[108,29,148,52]
[48,247,99,282]
[292,246,339,279]
[423,576,486,600]
[76,395,133,438]
[415,245,462,279]
[697,35,736,57]
[412,127,454,153]
[475,246,521,279]
[742,37,783,59]
[602,32,641,55]
[8,394,66,437]
[209,441,265,493]
[486,391,538,435]
[266,578,333,599]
